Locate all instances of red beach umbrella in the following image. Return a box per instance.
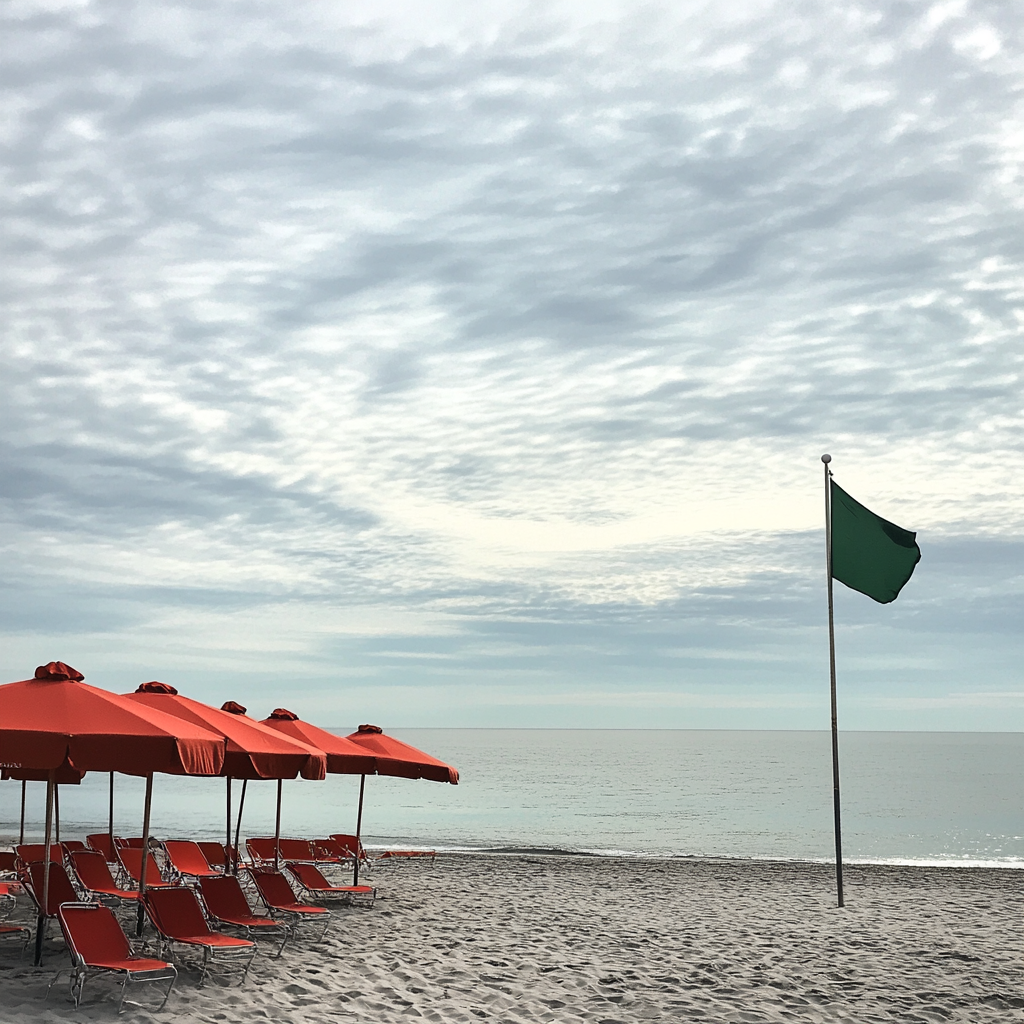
[127,683,326,780]
[343,724,459,884]
[345,724,459,784]
[0,667,224,777]
[125,684,328,869]
[262,709,376,775]
[262,709,378,871]
[0,662,227,960]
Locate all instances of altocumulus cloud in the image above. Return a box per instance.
[0,0,1022,728]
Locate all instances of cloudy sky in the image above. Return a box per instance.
[1,0,1022,729]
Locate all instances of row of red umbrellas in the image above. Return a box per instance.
[0,662,459,962]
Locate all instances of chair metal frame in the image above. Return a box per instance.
[286,862,376,907]
[143,887,256,986]
[250,868,331,942]
[161,840,221,884]
[67,849,140,910]
[47,901,176,1014]
[198,874,291,957]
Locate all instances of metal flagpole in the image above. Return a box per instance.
[822,453,844,908]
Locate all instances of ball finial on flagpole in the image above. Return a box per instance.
[821,454,831,464]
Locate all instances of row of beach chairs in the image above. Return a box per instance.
[0,834,390,1012]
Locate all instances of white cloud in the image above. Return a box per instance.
[1,0,1023,726]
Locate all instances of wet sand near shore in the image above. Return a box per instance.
[1,854,1023,1022]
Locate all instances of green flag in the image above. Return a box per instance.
[830,479,921,604]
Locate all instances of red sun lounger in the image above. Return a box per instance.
[85,834,118,863]
[68,850,139,908]
[162,841,220,883]
[246,837,316,867]
[198,875,291,956]
[0,851,19,879]
[0,886,30,953]
[49,902,176,1013]
[116,848,173,890]
[286,862,375,906]
[143,887,255,986]
[250,868,330,941]
[22,861,79,918]
[328,833,369,864]
[197,842,228,872]
[15,844,63,865]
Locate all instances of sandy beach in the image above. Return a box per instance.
[2,854,1022,1022]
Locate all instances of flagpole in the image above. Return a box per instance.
[822,453,844,908]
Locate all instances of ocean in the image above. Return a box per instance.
[4,730,1023,867]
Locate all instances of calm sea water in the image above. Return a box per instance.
[4,731,1023,867]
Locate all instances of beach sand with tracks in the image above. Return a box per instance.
[1,854,1022,1022]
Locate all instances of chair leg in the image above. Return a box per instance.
[158,968,177,1012]
[197,947,211,987]
[72,969,86,1009]
[44,967,67,1002]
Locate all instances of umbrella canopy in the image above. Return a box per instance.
[126,683,327,780]
[1,662,229,960]
[0,664,226,776]
[262,709,377,775]
[344,724,459,784]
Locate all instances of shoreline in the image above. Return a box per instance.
[6,832,1024,871]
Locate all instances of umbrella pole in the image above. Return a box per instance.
[108,771,115,849]
[274,780,282,872]
[135,773,153,937]
[233,779,248,875]
[34,770,55,966]
[19,780,25,846]
[54,784,60,845]
[353,774,365,886]
[226,776,232,859]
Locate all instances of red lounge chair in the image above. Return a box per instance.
[328,833,368,864]
[377,849,437,862]
[0,882,29,952]
[117,848,173,890]
[85,834,118,862]
[0,921,30,952]
[143,887,255,985]
[246,837,315,867]
[48,903,176,1013]
[198,875,290,956]
[250,868,330,940]
[22,861,79,918]
[15,844,64,865]
[162,841,220,882]
[68,851,139,908]
[61,841,89,854]
[0,851,18,879]
[286,862,375,906]
[197,842,228,872]
[311,838,344,866]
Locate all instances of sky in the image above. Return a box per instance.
[1,0,1022,730]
